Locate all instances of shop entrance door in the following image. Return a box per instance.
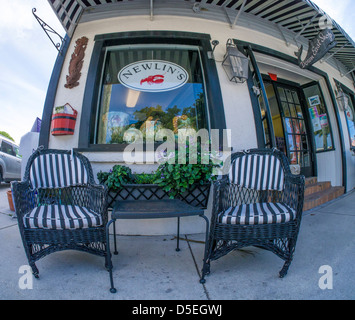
[264,81,315,177]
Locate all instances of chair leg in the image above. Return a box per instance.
[279,260,291,278]
[200,261,210,284]
[106,219,117,293]
[279,238,296,278]
[200,240,213,283]
[199,214,210,284]
[30,262,39,279]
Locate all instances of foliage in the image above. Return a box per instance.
[97,141,222,198]
[97,167,158,189]
[133,172,158,185]
[153,141,222,198]
[0,131,15,142]
[97,165,134,191]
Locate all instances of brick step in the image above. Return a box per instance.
[305,177,317,187]
[304,181,331,196]
[303,186,345,211]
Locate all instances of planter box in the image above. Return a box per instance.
[107,182,211,210]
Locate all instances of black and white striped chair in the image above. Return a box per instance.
[12,148,108,279]
[200,148,305,283]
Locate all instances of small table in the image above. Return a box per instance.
[105,199,209,293]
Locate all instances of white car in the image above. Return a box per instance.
[0,136,21,183]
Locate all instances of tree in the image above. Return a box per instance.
[0,131,15,142]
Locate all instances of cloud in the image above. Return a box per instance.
[312,0,355,39]
[0,1,65,46]
[0,1,65,144]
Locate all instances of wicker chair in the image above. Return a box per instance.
[200,148,305,283]
[12,148,108,278]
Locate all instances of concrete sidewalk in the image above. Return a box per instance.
[0,182,354,300]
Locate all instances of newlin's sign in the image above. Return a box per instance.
[118,60,189,92]
[295,28,337,69]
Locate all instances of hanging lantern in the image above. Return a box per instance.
[336,86,349,111]
[222,39,249,83]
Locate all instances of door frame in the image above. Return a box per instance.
[263,75,317,177]
[238,39,346,191]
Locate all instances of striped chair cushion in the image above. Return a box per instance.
[218,203,296,225]
[23,205,103,230]
[29,153,88,188]
[229,154,285,191]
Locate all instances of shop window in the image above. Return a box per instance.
[303,84,334,152]
[93,45,209,145]
[343,92,355,150]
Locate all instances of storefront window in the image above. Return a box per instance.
[303,84,334,152]
[343,92,355,149]
[94,45,208,144]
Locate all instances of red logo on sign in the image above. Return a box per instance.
[140,75,165,85]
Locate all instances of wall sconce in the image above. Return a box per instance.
[208,40,220,59]
[222,39,249,83]
[336,85,349,111]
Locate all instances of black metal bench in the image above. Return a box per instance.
[105,199,209,293]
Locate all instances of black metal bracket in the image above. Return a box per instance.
[32,8,65,54]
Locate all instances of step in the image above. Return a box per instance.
[303,186,345,211]
[304,181,331,196]
[305,177,317,187]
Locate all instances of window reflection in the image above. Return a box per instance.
[303,84,334,151]
[95,46,208,144]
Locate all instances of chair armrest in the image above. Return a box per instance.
[283,173,306,216]
[11,181,37,218]
[210,178,229,225]
[74,183,109,224]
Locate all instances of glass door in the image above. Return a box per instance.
[265,81,315,177]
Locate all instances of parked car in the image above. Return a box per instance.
[0,136,21,183]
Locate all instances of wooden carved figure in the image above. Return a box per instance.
[65,36,88,89]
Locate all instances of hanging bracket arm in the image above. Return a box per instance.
[32,8,65,54]
[231,0,247,29]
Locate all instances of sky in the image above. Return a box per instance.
[0,0,354,145]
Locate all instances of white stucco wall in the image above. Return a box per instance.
[47,15,355,234]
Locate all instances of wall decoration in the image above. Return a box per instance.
[51,103,78,136]
[294,28,336,69]
[309,106,322,133]
[308,95,321,106]
[64,36,88,89]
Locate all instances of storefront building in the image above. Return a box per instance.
[40,0,355,234]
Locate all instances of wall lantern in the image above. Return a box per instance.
[222,39,249,83]
[336,85,349,111]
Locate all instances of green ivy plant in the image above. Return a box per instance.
[134,172,158,185]
[153,142,222,198]
[97,165,134,191]
[97,142,222,198]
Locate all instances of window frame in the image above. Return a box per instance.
[301,81,336,153]
[336,80,355,152]
[77,31,226,152]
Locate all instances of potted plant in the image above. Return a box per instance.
[97,141,222,209]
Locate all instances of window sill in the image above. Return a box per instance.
[315,148,336,154]
[75,143,232,153]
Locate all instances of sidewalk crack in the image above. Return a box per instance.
[185,234,211,300]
